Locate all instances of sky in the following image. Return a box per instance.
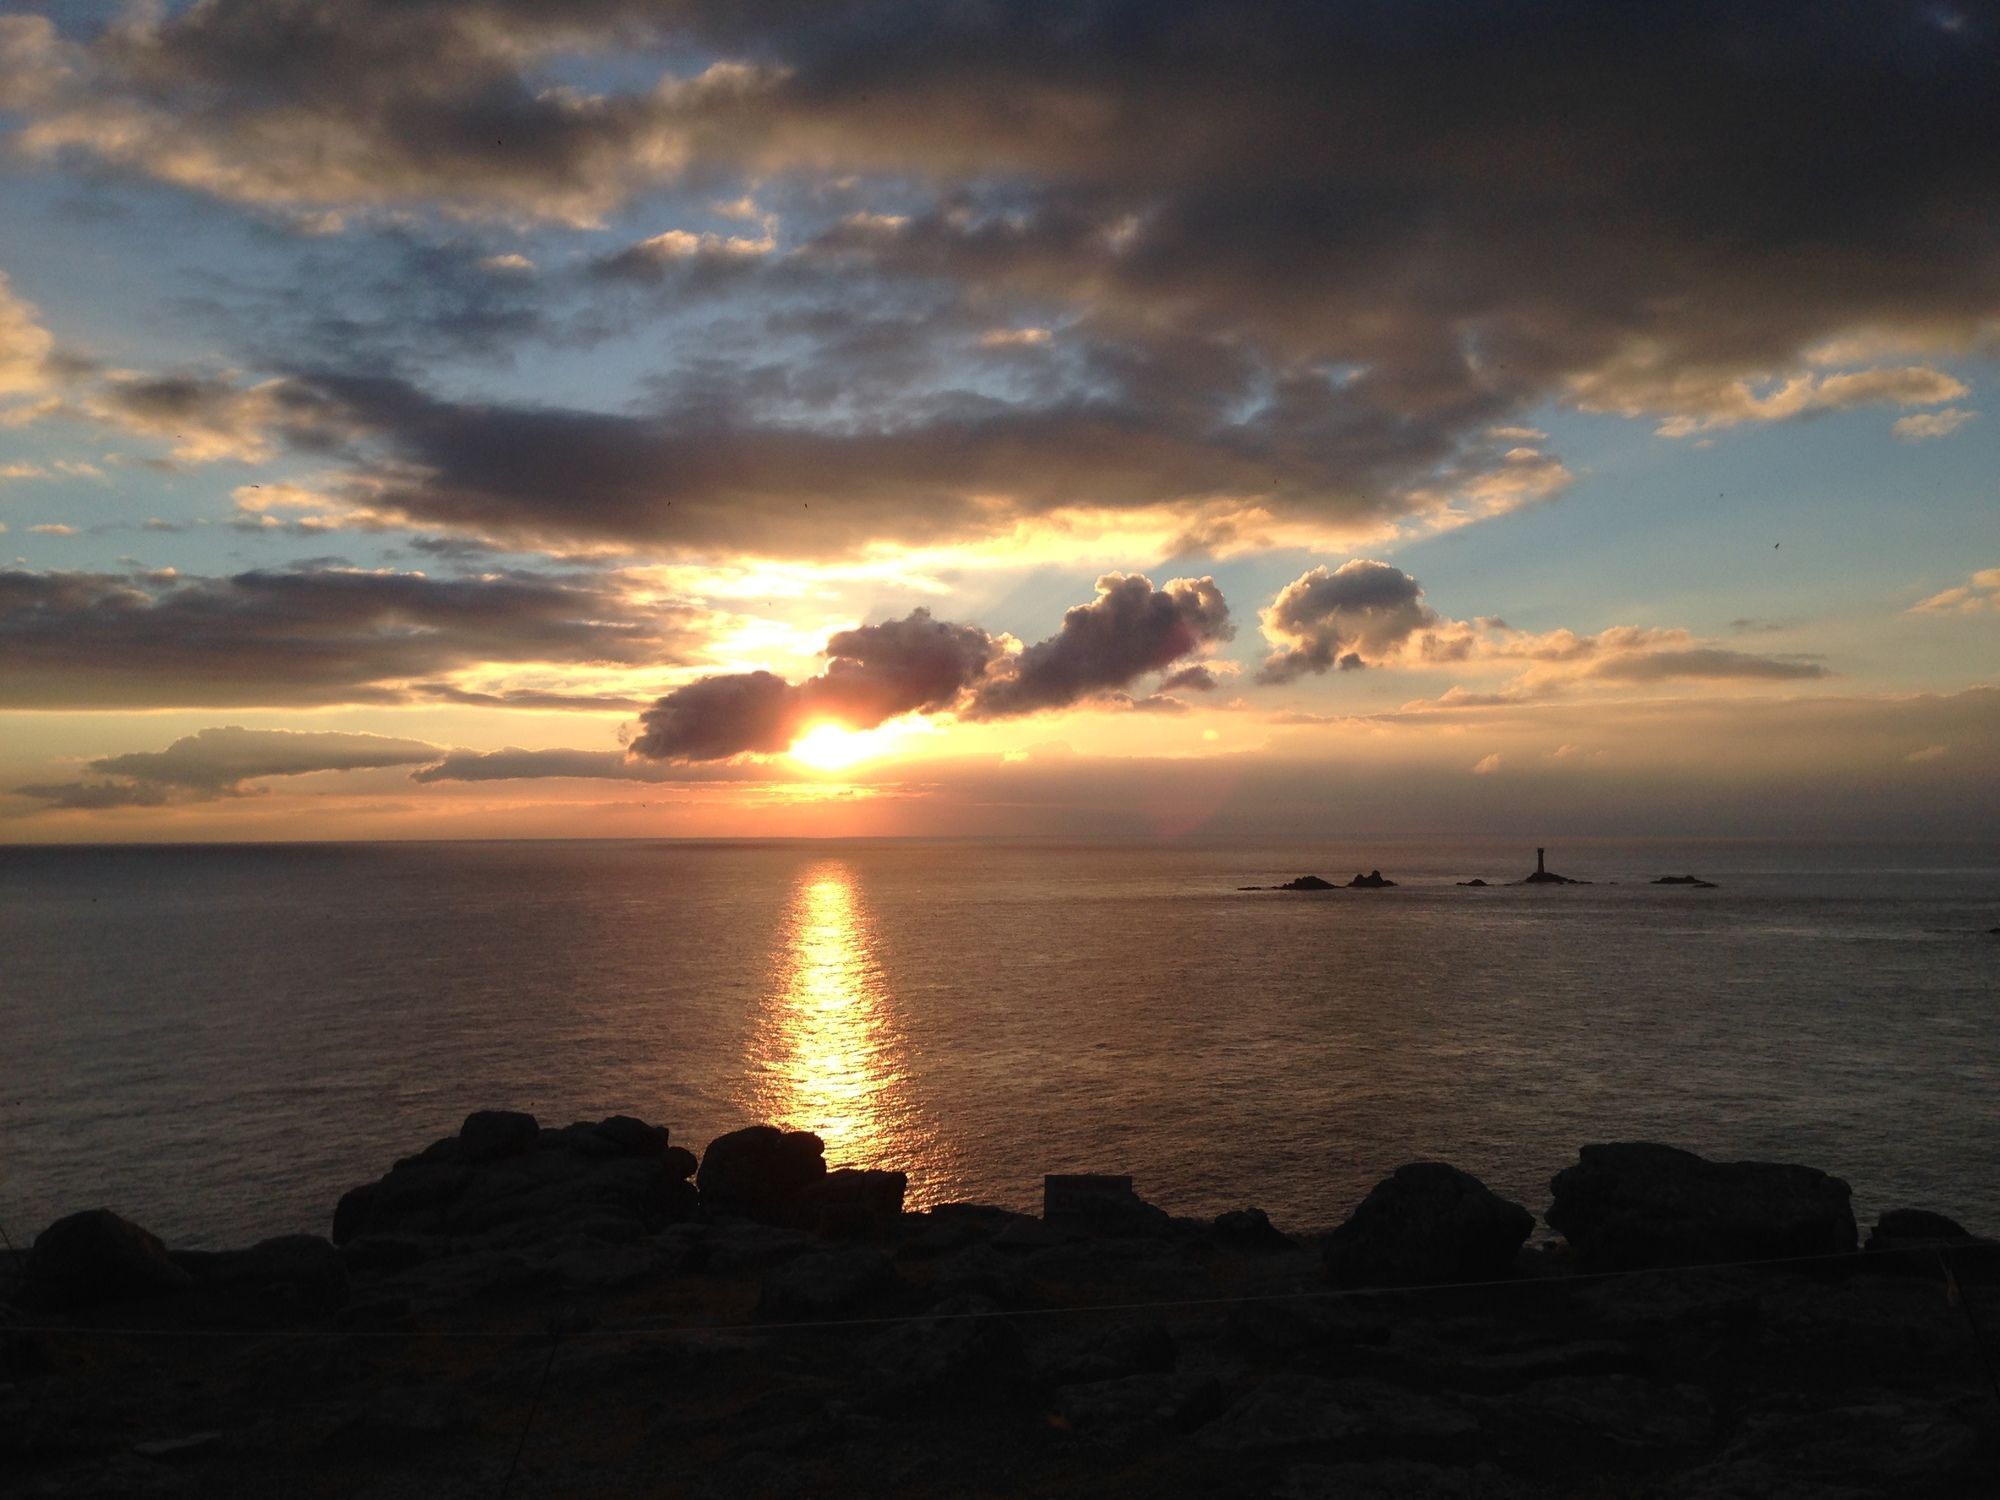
[0,0,1994,843]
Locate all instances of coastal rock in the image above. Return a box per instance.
[1494,1374,1714,1449]
[1212,1206,1296,1250]
[28,1209,195,1307]
[457,1108,540,1163]
[1042,1173,1170,1236]
[1199,1375,1477,1450]
[858,1293,1025,1409]
[1347,869,1397,888]
[697,1125,828,1225]
[756,1245,904,1320]
[1277,1460,1526,1499]
[1456,879,1489,887]
[332,1111,695,1245]
[1862,1207,1970,1252]
[1653,875,1719,888]
[800,1167,907,1236]
[1546,1142,1857,1270]
[173,1233,349,1311]
[1323,1163,1534,1287]
[1279,875,1336,890]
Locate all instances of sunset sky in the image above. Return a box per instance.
[1,1,1994,842]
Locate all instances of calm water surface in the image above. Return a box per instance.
[1,839,1994,1247]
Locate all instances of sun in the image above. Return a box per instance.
[788,721,881,772]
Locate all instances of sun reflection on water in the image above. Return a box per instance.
[747,861,940,1200]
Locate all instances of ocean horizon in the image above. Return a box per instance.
[3,835,1995,1251]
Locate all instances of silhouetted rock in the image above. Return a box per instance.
[457,1108,540,1163]
[1865,1207,1970,1251]
[1042,1173,1170,1236]
[1653,874,1719,888]
[28,1208,194,1307]
[1546,1142,1856,1270]
[1323,1163,1534,1287]
[332,1111,696,1244]
[1212,1206,1295,1250]
[173,1233,349,1311]
[1347,869,1397,887]
[1456,878,1489,886]
[800,1167,907,1236]
[697,1125,828,1225]
[1278,874,1336,890]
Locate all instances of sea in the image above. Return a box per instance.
[1,838,1994,1250]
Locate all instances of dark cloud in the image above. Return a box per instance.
[1588,649,1830,683]
[12,4,1989,555]
[1258,561,1437,683]
[632,576,1230,762]
[13,780,172,810]
[631,606,1007,761]
[968,573,1231,717]
[1159,664,1220,693]
[15,726,444,810]
[0,566,710,708]
[410,747,773,784]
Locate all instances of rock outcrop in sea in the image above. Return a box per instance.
[5,1121,1996,1497]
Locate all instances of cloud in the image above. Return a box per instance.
[25,523,76,536]
[16,725,444,810]
[1893,407,1977,441]
[1258,561,1438,682]
[1908,567,2000,614]
[632,606,1008,762]
[0,565,713,708]
[1905,743,1948,763]
[1585,649,1828,682]
[1159,663,1222,693]
[410,748,772,784]
[0,268,59,418]
[1471,753,1502,775]
[7,3,1994,563]
[965,573,1231,718]
[631,574,1229,762]
[1575,362,1971,437]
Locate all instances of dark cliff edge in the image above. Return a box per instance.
[5,1117,1996,1498]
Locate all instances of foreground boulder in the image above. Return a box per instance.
[28,1208,195,1307]
[1322,1163,1534,1287]
[1546,1142,1856,1270]
[332,1109,696,1244]
[696,1125,828,1225]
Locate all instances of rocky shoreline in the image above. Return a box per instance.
[4,1116,1996,1498]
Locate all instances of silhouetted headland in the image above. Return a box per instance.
[7,1112,1996,1496]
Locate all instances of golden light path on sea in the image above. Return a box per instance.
[746,861,943,1203]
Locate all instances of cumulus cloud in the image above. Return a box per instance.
[0,566,713,708]
[632,575,1229,762]
[632,606,1009,762]
[16,726,443,809]
[1471,753,1503,775]
[965,574,1231,718]
[1258,561,1440,682]
[1263,560,1835,695]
